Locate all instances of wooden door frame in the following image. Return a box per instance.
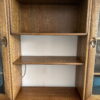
[86,0,100,100]
[0,0,14,99]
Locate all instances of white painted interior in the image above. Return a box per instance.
[21,36,78,87]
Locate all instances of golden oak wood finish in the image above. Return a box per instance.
[9,36,21,100]
[13,56,83,65]
[11,33,87,36]
[0,94,10,100]
[86,0,100,100]
[87,95,100,100]
[9,0,22,99]
[16,87,81,100]
[0,0,13,99]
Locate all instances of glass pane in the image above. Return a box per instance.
[97,14,100,37]
[92,76,100,94]
[0,45,4,93]
[94,40,100,72]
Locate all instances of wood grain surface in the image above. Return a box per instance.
[0,94,10,100]
[16,87,81,100]
[19,4,80,33]
[85,0,100,100]
[0,0,13,99]
[13,56,83,65]
[12,32,87,36]
[9,0,22,99]
[76,0,93,100]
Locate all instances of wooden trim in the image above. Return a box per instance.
[87,95,100,100]
[83,0,93,99]
[86,0,100,100]
[0,0,13,99]
[11,33,87,36]
[94,73,100,75]
[9,0,22,99]
[76,0,93,100]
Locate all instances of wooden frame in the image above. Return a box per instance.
[86,0,100,100]
[0,0,21,99]
[8,0,22,99]
[0,0,13,99]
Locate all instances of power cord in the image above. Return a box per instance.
[22,64,27,78]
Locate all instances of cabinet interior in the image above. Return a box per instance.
[4,0,90,100]
[11,0,88,35]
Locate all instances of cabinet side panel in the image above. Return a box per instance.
[9,36,21,100]
[76,37,87,98]
[76,0,92,100]
[9,0,22,99]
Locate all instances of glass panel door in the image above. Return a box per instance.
[97,14,100,37]
[0,43,4,93]
[93,75,100,94]
[86,0,100,99]
[92,12,100,94]
[94,40,100,73]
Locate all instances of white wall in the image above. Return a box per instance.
[21,36,78,87]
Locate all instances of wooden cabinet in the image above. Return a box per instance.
[0,0,97,100]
